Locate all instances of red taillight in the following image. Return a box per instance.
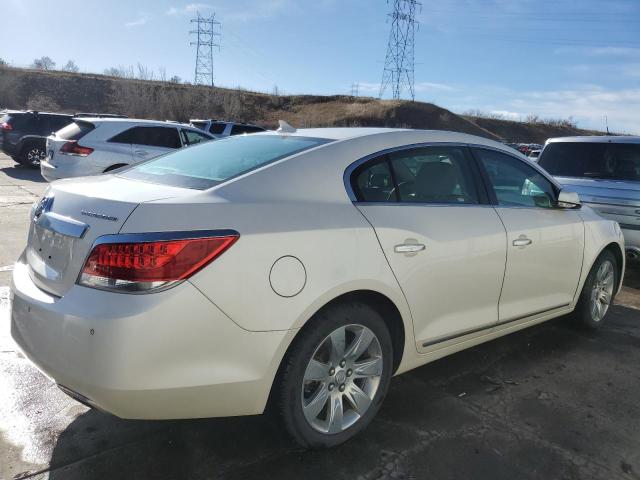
[0,122,13,131]
[60,140,94,156]
[79,235,238,292]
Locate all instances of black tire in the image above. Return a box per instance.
[103,163,128,173]
[276,301,393,448]
[18,142,46,168]
[572,250,618,329]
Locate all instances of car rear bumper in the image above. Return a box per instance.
[10,258,294,419]
[40,156,104,182]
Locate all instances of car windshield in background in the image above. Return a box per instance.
[539,142,640,182]
[120,135,331,189]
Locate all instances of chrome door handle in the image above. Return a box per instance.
[512,237,532,247]
[394,243,426,253]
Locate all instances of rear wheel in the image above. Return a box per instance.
[572,250,617,329]
[19,143,46,168]
[276,302,393,448]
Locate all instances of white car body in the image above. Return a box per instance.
[11,128,624,438]
[40,118,214,182]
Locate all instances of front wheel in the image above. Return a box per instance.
[572,250,618,329]
[276,302,393,448]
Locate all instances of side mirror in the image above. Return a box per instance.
[557,190,581,209]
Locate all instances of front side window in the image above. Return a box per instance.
[475,148,556,208]
[352,145,480,204]
[181,129,211,146]
[120,135,331,190]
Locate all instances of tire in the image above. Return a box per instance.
[276,301,394,448]
[19,142,46,168]
[572,250,618,329]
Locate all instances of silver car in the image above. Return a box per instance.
[41,118,214,182]
[538,136,640,261]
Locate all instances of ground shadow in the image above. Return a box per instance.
[40,307,640,480]
[0,164,46,182]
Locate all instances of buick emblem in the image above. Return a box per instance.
[33,195,54,221]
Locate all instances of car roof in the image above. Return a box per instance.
[546,135,640,144]
[256,127,509,147]
[76,118,195,128]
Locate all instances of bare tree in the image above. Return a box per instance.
[31,56,56,71]
[0,58,7,67]
[62,60,79,73]
[169,75,182,84]
[158,66,167,82]
[136,63,154,81]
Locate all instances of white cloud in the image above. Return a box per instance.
[125,14,150,27]
[166,3,214,16]
[555,46,640,57]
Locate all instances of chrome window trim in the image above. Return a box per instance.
[343,141,562,204]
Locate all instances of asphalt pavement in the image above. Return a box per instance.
[1,153,639,480]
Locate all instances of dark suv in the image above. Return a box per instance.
[0,111,75,167]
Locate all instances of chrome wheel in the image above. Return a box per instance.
[301,324,383,434]
[590,260,614,322]
[26,147,46,166]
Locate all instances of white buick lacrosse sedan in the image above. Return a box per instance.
[11,127,624,448]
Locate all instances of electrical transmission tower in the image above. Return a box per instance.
[190,12,221,86]
[379,0,420,101]
[351,81,360,98]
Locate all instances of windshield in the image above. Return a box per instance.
[119,134,331,189]
[539,142,640,182]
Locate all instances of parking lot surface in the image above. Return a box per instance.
[1,152,639,480]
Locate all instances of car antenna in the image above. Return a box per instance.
[277,120,296,134]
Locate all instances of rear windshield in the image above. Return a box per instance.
[120,135,331,190]
[56,120,95,140]
[539,142,640,181]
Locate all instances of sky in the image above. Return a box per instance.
[1,0,639,133]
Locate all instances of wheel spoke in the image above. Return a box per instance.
[345,383,371,414]
[329,327,346,364]
[601,290,612,304]
[344,327,375,361]
[353,356,383,378]
[304,359,329,382]
[303,384,329,422]
[327,395,344,434]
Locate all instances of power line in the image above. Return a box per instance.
[190,12,221,87]
[379,0,421,101]
[351,81,360,97]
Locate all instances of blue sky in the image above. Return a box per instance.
[2,0,639,133]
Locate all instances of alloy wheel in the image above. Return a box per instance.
[301,324,383,434]
[26,147,46,167]
[590,260,614,322]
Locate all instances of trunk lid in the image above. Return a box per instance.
[26,175,194,297]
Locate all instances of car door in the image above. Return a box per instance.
[352,145,507,352]
[473,147,584,322]
[130,126,181,162]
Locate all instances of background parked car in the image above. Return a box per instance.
[538,136,640,261]
[0,110,74,167]
[190,119,266,138]
[41,118,214,181]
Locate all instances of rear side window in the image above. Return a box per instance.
[539,142,640,182]
[4,114,29,130]
[121,135,330,189]
[46,116,73,133]
[352,146,480,204]
[209,123,227,135]
[110,126,181,149]
[56,120,95,140]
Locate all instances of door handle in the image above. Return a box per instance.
[394,243,426,253]
[512,237,532,247]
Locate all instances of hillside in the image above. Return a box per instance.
[0,66,602,142]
